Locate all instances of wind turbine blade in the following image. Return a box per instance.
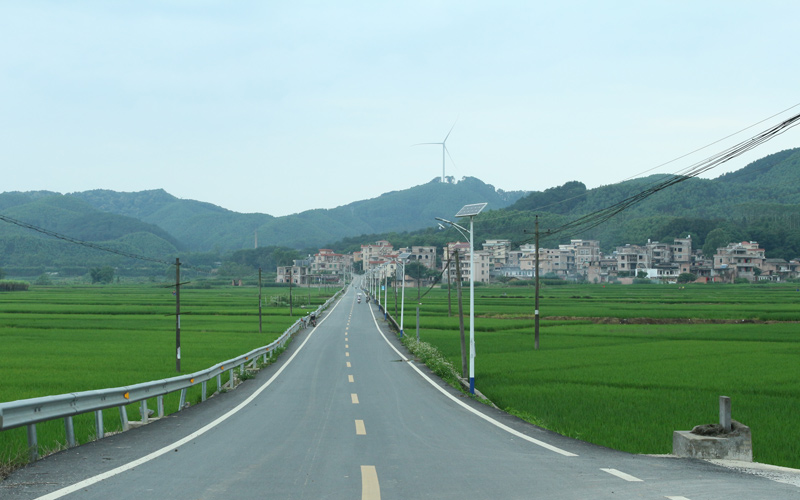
[444,145,458,170]
[443,121,457,143]
[412,142,444,146]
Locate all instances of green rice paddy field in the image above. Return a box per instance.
[3,282,800,470]
[404,282,800,469]
[0,284,330,468]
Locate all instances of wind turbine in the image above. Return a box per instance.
[414,121,457,183]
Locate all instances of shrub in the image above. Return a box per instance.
[0,281,29,292]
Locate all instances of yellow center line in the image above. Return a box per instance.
[361,465,380,500]
[355,419,366,435]
[346,362,351,368]
[346,352,350,357]
[351,393,359,404]
[346,344,349,348]
[348,375,354,383]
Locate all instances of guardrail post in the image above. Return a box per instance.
[217,373,222,392]
[64,416,75,447]
[179,388,187,411]
[95,410,104,439]
[141,400,149,424]
[119,405,129,431]
[228,368,234,388]
[27,423,38,461]
[157,396,164,418]
[201,381,207,402]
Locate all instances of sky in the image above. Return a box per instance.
[1,1,799,217]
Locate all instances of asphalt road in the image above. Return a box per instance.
[3,284,799,499]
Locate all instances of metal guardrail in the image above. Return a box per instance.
[0,289,343,462]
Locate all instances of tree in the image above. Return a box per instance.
[677,272,697,283]
[703,228,730,257]
[636,270,648,279]
[89,266,115,284]
[34,273,53,285]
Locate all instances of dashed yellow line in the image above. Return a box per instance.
[361,465,380,500]
[348,375,354,383]
[346,361,351,368]
[351,393,359,404]
[346,344,349,348]
[355,419,366,435]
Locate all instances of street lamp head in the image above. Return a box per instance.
[455,202,488,218]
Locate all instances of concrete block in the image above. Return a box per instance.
[673,420,752,462]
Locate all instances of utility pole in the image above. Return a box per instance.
[175,258,181,372]
[455,251,466,378]
[446,255,452,317]
[416,262,421,341]
[534,215,540,350]
[289,266,293,316]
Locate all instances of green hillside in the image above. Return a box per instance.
[72,177,527,251]
[0,192,180,276]
[331,148,800,261]
[3,147,800,277]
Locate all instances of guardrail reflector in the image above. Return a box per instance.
[190,378,195,383]
[123,392,129,400]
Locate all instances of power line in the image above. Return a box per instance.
[0,212,212,273]
[511,111,800,246]
[0,212,174,266]
[475,103,800,220]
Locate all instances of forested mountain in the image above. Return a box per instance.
[71,178,526,250]
[336,148,800,261]
[0,178,526,275]
[3,147,800,277]
[0,192,180,275]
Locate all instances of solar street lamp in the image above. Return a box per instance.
[436,202,487,394]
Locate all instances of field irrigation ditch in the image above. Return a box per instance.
[2,282,800,471]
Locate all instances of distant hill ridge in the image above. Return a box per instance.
[3,147,800,272]
[0,178,528,270]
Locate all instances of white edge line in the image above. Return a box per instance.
[368,305,578,457]
[601,468,644,482]
[35,297,343,500]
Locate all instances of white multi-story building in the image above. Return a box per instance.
[361,240,394,271]
[442,242,492,283]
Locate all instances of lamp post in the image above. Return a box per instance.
[397,252,411,337]
[436,202,487,395]
[383,263,388,320]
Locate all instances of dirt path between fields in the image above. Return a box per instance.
[480,315,796,324]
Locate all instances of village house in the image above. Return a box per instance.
[310,249,353,284]
[442,241,492,284]
[340,234,797,286]
[713,241,766,282]
[275,258,312,285]
[401,245,438,271]
[361,240,394,272]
